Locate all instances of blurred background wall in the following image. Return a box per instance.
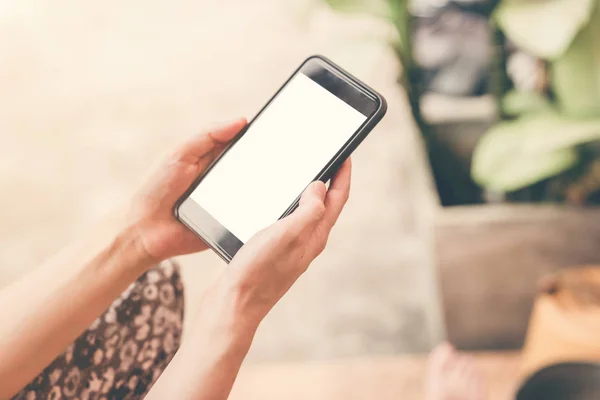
[0,0,443,362]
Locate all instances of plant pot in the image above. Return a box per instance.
[435,204,600,350]
[421,94,496,206]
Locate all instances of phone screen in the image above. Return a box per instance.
[189,72,368,243]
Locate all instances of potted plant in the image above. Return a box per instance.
[473,0,600,204]
[441,0,600,349]
[323,0,600,350]
[323,0,503,205]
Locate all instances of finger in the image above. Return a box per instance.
[428,341,455,372]
[323,158,351,229]
[455,355,471,377]
[278,181,326,236]
[171,118,247,164]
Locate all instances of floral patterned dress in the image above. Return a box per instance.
[12,260,184,400]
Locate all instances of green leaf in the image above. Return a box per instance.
[323,0,394,20]
[494,0,594,59]
[389,0,408,51]
[501,90,554,116]
[479,148,577,192]
[472,113,600,191]
[552,3,600,117]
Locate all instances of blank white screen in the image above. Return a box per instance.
[190,72,367,242]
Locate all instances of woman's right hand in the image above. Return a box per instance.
[146,159,352,400]
[191,159,352,343]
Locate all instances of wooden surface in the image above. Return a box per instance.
[230,352,521,400]
[436,205,600,350]
[521,267,600,377]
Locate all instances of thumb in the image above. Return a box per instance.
[279,181,326,234]
[300,181,326,210]
[170,118,247,164]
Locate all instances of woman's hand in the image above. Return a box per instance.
[0,121,252,398]
[193,159,352,339]
[229,159,351,324]
[146,159,352,400]
[130,118,247,262]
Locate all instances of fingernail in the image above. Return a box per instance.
[313,181,326,200]
[218,117,246,128]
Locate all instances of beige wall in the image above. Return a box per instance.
[0,0,442,361]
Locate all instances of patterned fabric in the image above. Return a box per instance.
[12,261,184,400]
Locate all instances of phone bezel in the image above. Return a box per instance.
[174,55,387,263]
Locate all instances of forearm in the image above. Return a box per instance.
[145,283,258,400]
[0,210,154,397]
[145,331,253,400]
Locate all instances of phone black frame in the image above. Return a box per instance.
[174,55,387,263]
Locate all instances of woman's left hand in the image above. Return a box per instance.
[130,118,247,262]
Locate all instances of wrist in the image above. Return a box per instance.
[117,223,157,272]
[148,287,255,400]
[186,279,260,353]
[102,207,157,275]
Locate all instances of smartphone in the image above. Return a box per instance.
[174,55,387,262]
